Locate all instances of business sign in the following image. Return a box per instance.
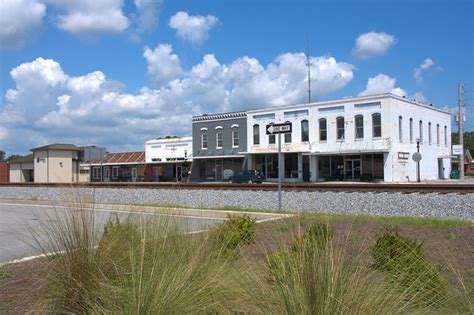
[266,123,292,135]
[452,145,463,156]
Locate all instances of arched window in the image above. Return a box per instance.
[419,120,423,143]
[399,116,403,141]
[253,124,260,145]
[409,118,413,142]
[301,120,309,142]
[336,116,345,140]
[372,113,381,138]
[319,118,327,141]
[216,131,223,149]
[355,114,364,139]
[285,121,292,143]
[436,124,440,145]
[444,126,447,146]
[201,132,208,149]
[428,122,432,145]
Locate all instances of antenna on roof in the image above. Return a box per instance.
[306,33,312,103]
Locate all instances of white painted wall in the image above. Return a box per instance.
[145,137,193,163]
[246,94,452,182]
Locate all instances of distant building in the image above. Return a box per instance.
[8,154,34,182]
[192,112,247,182]
[31,144,83,183]
[88,152,145,182]
[144,136,192,182]
[0,162,9,182]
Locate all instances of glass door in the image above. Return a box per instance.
[344,159,361,180]
[215,159,223,181]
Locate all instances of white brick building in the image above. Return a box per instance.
[245,93,452,182]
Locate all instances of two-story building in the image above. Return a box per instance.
[144,136,192,182]
[192,112,247,182]
[246,93,452,182]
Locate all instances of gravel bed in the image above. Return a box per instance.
[0,187,473,221]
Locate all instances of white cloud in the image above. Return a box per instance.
[143,44,183,87]
[0,0,46,49]
[130,0,160,41]
[169,11,218,45]
[46,0,129,36]
[352,31,397,59]
[0,126,8,141]
[413,58,435,83]
[358,73,406,97]
[1,48,354,153]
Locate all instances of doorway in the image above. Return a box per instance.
[344,159,361,180]
[438,159,444,179]
[302,155,310,182]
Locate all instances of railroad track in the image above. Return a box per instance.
[1,182,473,194]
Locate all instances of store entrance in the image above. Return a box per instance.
[344,159,361,180]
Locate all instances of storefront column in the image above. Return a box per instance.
[298,154,303,181]
[310,155,318,182]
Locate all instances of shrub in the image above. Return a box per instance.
[210,215,256,257]
[371,228,447,306]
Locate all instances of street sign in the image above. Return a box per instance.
[412,152,422,162]
[452,145,463,156]
[266,123,292,135]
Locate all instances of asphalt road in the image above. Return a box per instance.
[0,201,224,263]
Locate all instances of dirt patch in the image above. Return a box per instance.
[1,217,473,313]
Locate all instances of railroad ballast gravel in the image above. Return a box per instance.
[0,186,472,221]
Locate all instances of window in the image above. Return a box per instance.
[436,124,440,145]
[372,113,381,138]
[92,167,101,180]
[355,115,364,139]
[336,116,345,140]
[232,130,239,147]
[409,118,413,142]
[216,131,223,149]
[319,118,327,141]
[269,134,276,144]
[428,122,432,145]
[253,124,260,145]
[444,126,447,146]
[104,167,110,179]
[301,120,309,142]
[112,166,118,179]
[285,132,292,143]
[201,133,208,149]
[419,120,423,143]
[398,116,403,141]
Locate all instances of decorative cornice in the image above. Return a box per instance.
[192,111,247,122]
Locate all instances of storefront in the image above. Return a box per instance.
[316,153,384,181]
[193,157,244,182]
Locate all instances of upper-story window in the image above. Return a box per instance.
[444,125,447,146]
[253,124,260,145]
[399,116,403,141]
[372,113,381,138]
[269,123,276,144]
[428,122,432,145]
[232,130,239,147]
[319,118,327,141]
[216,131,223,149]
[409,118,413,142]
[436,124,440,145]
[301,120,309,142]
[285,121,292,143]
[419,120,423,143]
[336,116,345,140]
[355,115,364,139]
[201,133,208,149]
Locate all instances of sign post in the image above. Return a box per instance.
[266,122,292,211]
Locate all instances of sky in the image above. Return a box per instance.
[0,0,473,156]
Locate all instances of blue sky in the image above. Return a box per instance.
[1,0,473,155]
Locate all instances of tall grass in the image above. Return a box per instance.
[29,203,472,314]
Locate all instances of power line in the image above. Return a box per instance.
[306,33,312,104]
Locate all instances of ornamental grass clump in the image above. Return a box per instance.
[371,228,448,307]
[209,214,256,257]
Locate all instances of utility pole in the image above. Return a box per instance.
[458,81,464,179]
[306,33,312,103]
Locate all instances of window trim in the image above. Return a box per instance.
[336,116,345,140]
[355,114,364,139]
[372,113,382,139]
[232,130,239,148]
[216,131,223,149]
[201,133,208,150]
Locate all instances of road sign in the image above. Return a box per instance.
[412,152,422,162]
[452,145,463,156]
[266,123,292,135]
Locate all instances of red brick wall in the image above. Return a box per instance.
[0,163,9,182]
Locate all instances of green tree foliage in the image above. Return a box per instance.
[452,131,474,153]
[0,150,5,162]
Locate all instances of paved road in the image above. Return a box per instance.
[0,202,224,263]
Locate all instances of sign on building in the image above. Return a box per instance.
[452,145,463,156]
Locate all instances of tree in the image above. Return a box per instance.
[6,154,21,162]
[452,131,474,154]
[0,150,4,162]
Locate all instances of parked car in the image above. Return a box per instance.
[228,170,265,184]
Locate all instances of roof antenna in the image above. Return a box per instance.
[306,33,312,103]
